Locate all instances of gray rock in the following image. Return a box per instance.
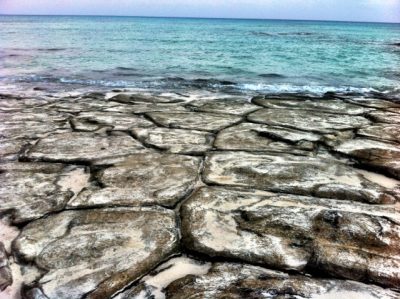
[47,98,125,113]
[367,111,400,125]
[344,98,400,110]
[0,163,88,223]
[214,123,317,153]
[110,93,185,104]
[104,102,187,114]
[131,127,214,154]
[25,132,147,163]
[186,98,259,115]
[0,242,12,291]
[335,138,400,179]
[0,138,36,161]
[248,109,370,134]
[181,187,400,287]
[203,151,400,204]
[69,153,201,208]
[14,207,179,299]
[165,263,400,299]
[252,97,371,115]
[358,124,400,144]
[72,111,155,132]
[146,112,242,132]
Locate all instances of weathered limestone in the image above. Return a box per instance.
[165,263,400,299]
[358,124,400,144]
[181,187,400,287]
[146,112,242,132]
[186,98,260,115]
[344,97,400,110]
[0,243,12,291]
[248,109,370,134]
[115,256,212,299]
[131,127,214,154]
[252,96,371,115]
[214,122,318,153]
[367,111,400,125]
[69,153,201,208]
[14,207,179,299]
[110,93,185,104]
[0,138,36,161]
[25,132,147,163]
[0,163,88,223]
[335,138,400,179]
[203,151,400,204]
[71,111,155,131]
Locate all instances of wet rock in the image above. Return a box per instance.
[181,187,400,287]
[335,138,400,179]
[71,111,155,132]
[252,97,371,115]
[131,127,214,154]
[115,256,211,299]
[214,123,318,153]
[110,93,184,104]
[14,207,179,299]
[0,242,12,291]
[344,97,400,110]
[0,163,88,223]
[165,263,400,299]
[203,151,400,204]
[248,109,370,133]
[69,153,201,208]
[358,124,400,144]
[186,98,259,115]
[367,111,400,125]
[25,132,146,163]
[146,112,242,132]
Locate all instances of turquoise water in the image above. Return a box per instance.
[0,15,399,94]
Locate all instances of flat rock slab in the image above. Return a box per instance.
[214,123,317,153]
[252,97,371,115]
[181,187,400,287]
[203,151,400,204]
[358,124,400,144]
[131,127,214,154]
[146,112,242,132]
[25,132,146,163]
[344,98,400,110]
[69,153,201,208]
[335,138,400,179]
[367,111,400,125]
[0,242,12,291]
[72,111,155,131]
[0,163,87,223]
[110,93,185,104]
[186,98,259,115]
[248,109,370,134]
[14,207,179,299]
[165,263,400,299]
[0,138,36,161]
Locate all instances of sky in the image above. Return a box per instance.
[0,0,399,23]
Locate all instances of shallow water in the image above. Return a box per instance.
[0,15,399,95]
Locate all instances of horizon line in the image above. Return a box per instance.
[0,13,399,25]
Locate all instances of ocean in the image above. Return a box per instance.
[0,15,399,96]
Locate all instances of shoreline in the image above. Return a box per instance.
[0,88,399,298]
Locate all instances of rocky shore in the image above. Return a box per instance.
[0,90,399,299]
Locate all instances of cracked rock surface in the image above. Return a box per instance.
[0,90,399,298]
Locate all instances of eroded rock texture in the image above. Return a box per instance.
[181,187,400,287]
[0,91,399,299]
[203,151,400,204]
[15,207,179,299]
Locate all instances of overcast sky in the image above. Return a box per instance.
[0,0,399,23]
